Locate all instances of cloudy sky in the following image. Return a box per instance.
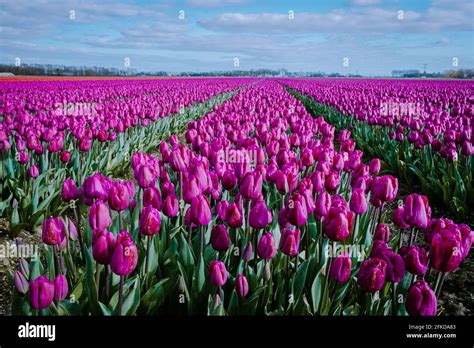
[0,0,473,74]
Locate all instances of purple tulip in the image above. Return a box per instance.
[374,223,390,242]
[350,188,367,215]
[29,165,39,179]
[210,224,230,252]
[400,245,428,275]
[279,229,300,256]
[89,201,112,231]
[139,205,161,236]
[257,232,277,259]
[329,255,352,283]
[60,150,71,163]
[42,217,65,246]
[61,178,80,202]
[249,200,272,229]
[189,195,212,226]
[108,182,130,212]
[14,270,29,295]
[235,274,249,297]
[225,201,243,228]
[357,258,386,293]
[393,206,410,229]
[92,230,115,265]
[210,260,227,287]
[284,193,308,226]
[403,194,431,229]
[111,231,138,276]
[83,173,108,201]
[136,165,155,188]
[314,191,331,221]
[54,275,69,302]
[406,280,437,316]
[29,275,55,310]
[163,194,179,217]
[370,175,398,207]
[324,207,354,242]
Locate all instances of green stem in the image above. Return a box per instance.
[118,275,124,316]
[145,235,152,274]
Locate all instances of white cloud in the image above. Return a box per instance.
[186,0,252,8]
[349,0,382,5]
[199,2,473,33]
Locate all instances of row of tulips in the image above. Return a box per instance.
[281,79,473,218]
[0,78,252,234]
[10,80,473,316]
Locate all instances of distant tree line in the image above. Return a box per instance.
[0,64,167,77]
[1,63,472,79]
[443,69,474,79]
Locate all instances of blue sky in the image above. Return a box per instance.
[0,0,473,75]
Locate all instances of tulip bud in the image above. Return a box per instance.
[19,258,30,279]
[279,229,300,256]
[29,165,39,179]
[257,232,277,259]
[29,275,55,310]
[384,251,405,283]
[235,274,249,297]
[429,229,464,273]
[60,150,71,163]
[314,191,331,221]
[401,245,428,275]
[83,173,108,201]
[210,260,227,287]
[178,275,186,294]
[225,201,243,228]
[324,207,354,242]
[136,165,155,188]
[357,258,386,292]
[349,188,367,215]
[61,178,79,202]
[285,193,308,226]
[163,194,179,217]
[14,270,29,295]
[42,217,65,245]
[92,230,115,265]
[325,172,340,192]
[189,195,212,226]
[263,261,271,281]
[54,275,69,302]
[89,201,112,231]
[139,206,161,236]
[374,224,390,242]
[67,218,78,241]
[329,255,352,283]
[108,182,131,212]
[249,200,272,229]
[406,280,437,316]
[243,241,253,262]
[393,206,410,229]
[312,171,325,192]
[111,231,138,276]
[210,224,230,252]
[403,194,431,229]
[370,175,398,207]
[369,158,381,175]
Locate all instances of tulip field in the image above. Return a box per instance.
[1,77,473,316]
